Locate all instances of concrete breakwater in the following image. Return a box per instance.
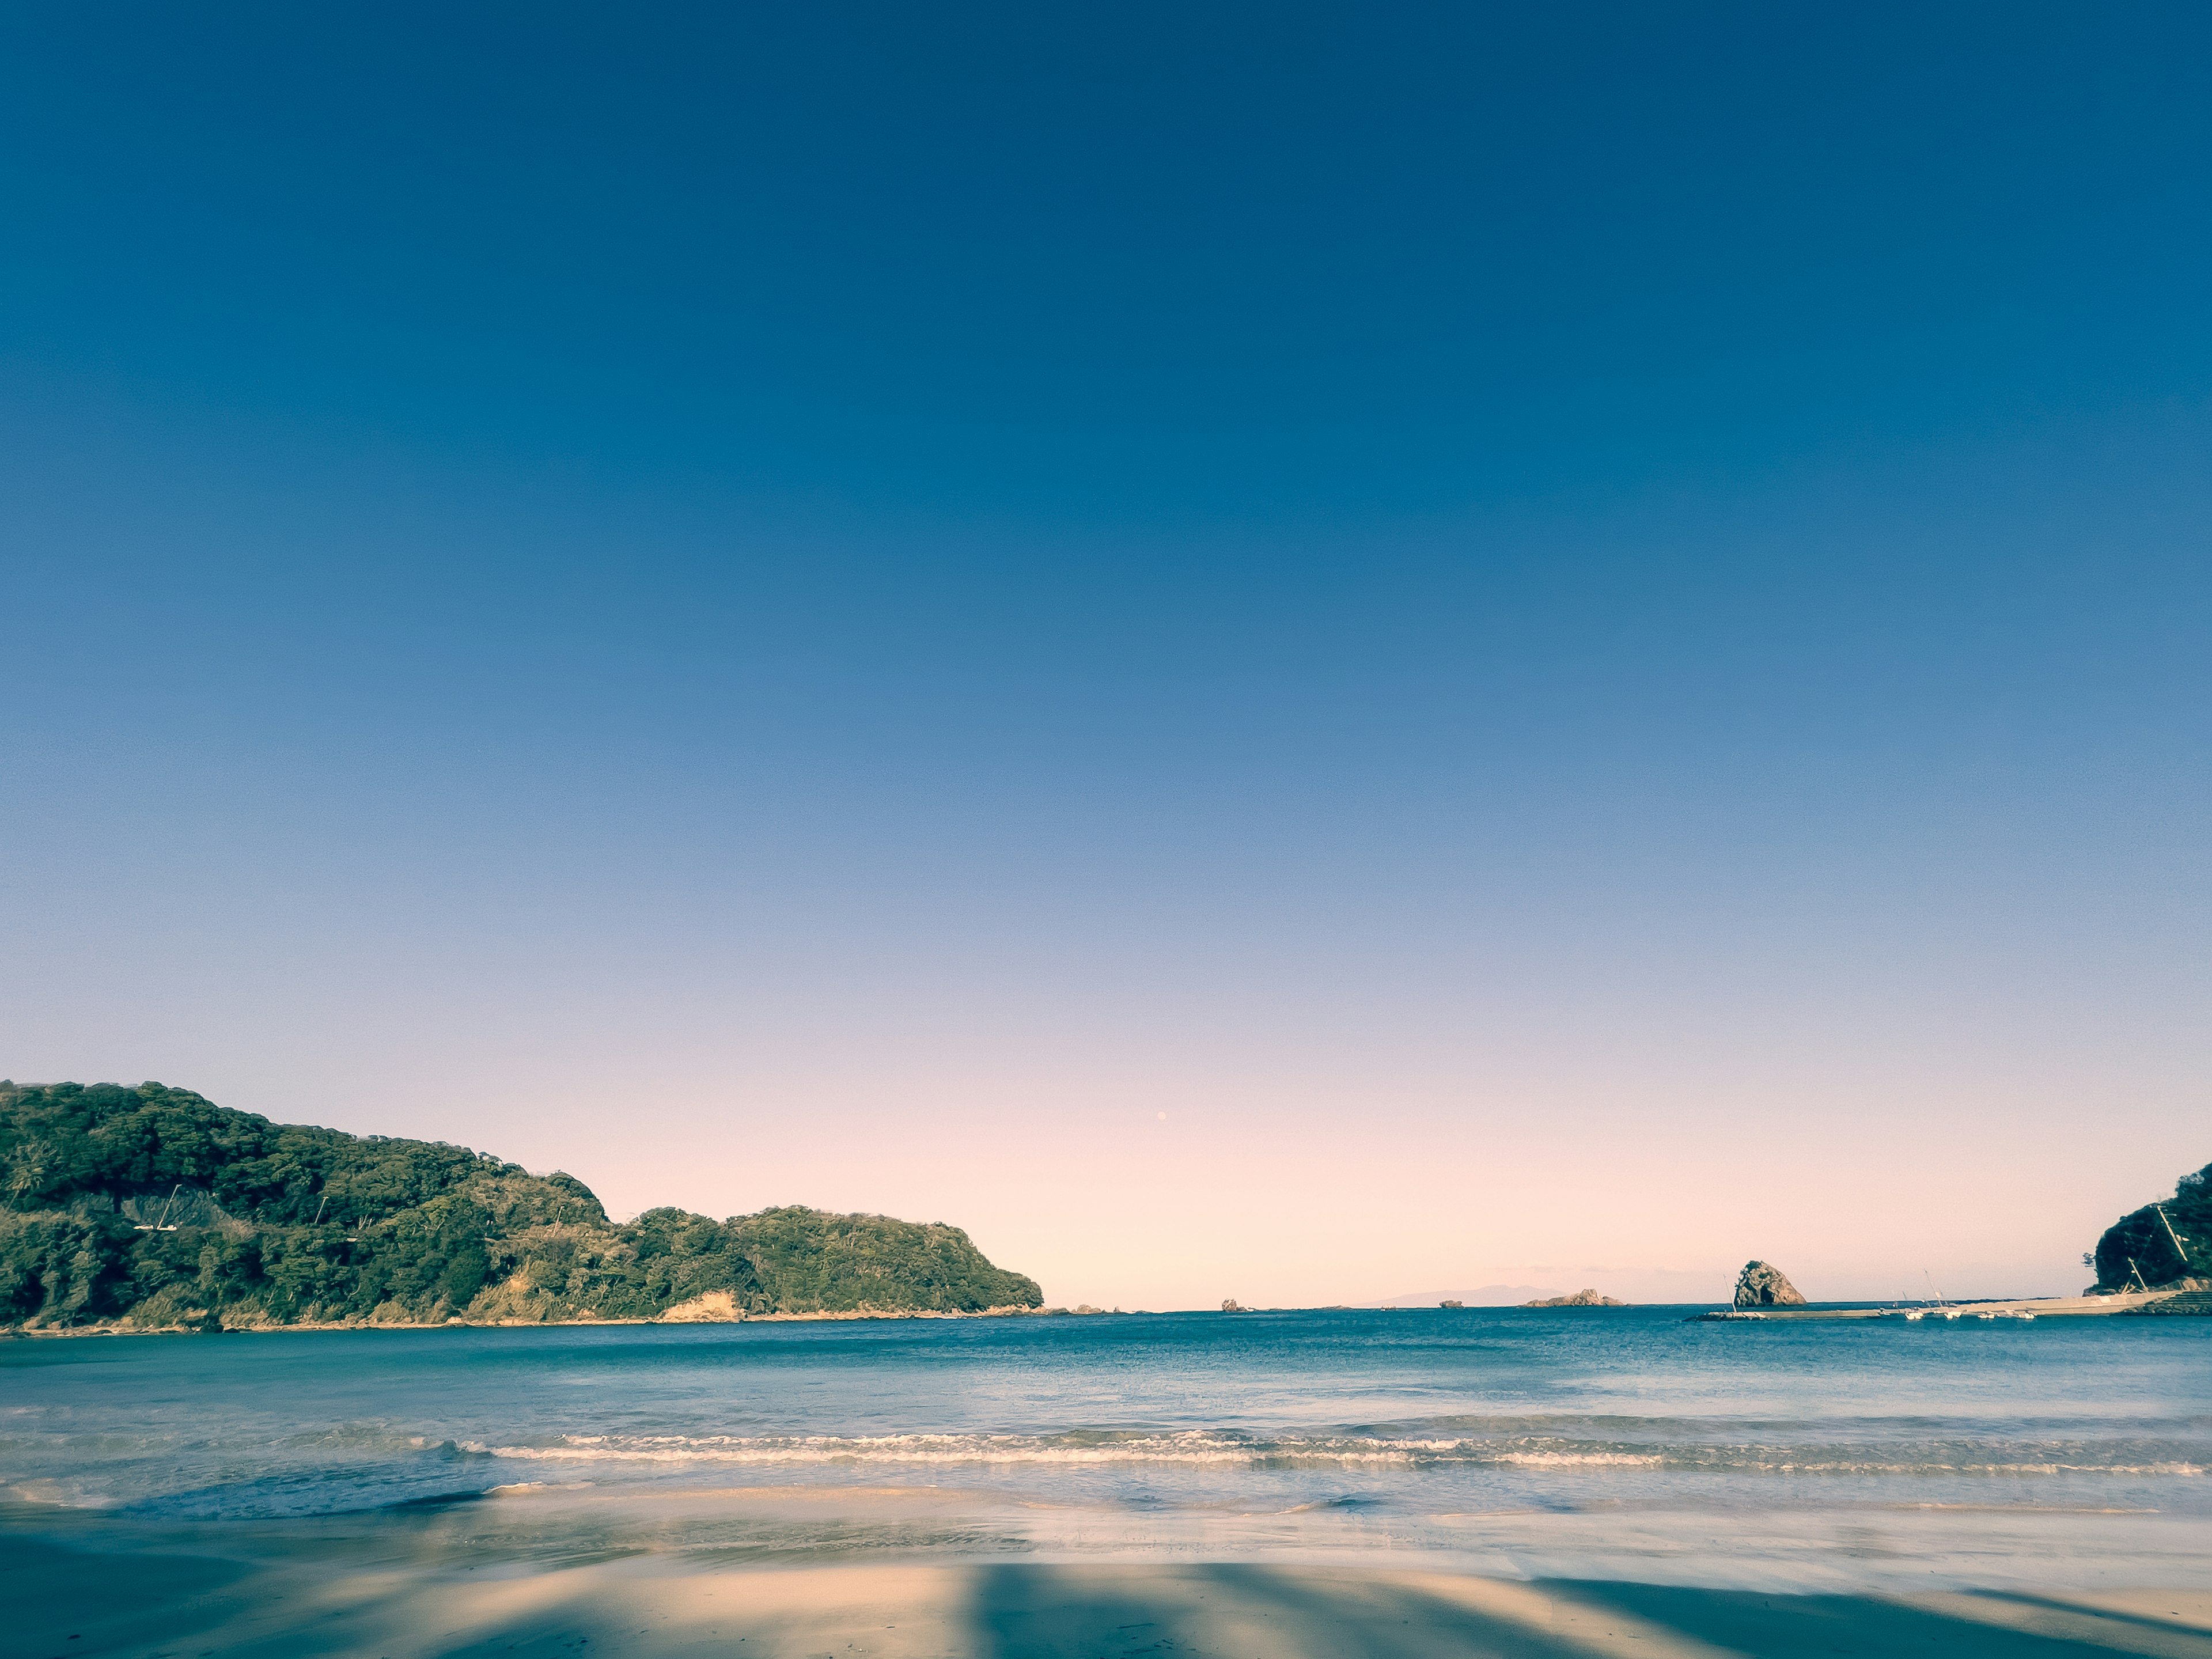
[1692,1290,2188,1321]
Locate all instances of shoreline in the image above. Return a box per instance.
[2,1302,1067,1339]
[12,1292,2197,1338]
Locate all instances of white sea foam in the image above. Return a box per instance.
[1494,1451,1667,1467]
[459,1432,2202,1477]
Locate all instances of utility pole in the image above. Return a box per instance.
[2154,1205,2191,1274]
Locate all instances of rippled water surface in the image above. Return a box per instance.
[6,1307,2207,1589]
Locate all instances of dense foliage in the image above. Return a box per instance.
[2090,1161,2212,1290]
[0,1081,1041,1328]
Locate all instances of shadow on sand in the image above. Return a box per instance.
[960,1563,2211,1659]
[10,1527,2212,1658]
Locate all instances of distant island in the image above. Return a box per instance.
[2088,1160,2210,1292]
[0,1081,1042,1331]
[1522,1288,1625,1307]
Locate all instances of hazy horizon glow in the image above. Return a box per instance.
[4,5,2209,1308]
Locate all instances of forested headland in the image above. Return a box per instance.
[2089,1159,2211,1291]
[0,1081,1042,1330]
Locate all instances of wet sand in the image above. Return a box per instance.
[9,1529,2212,1659]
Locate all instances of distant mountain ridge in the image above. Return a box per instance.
[0,1081,1042,1330]
[1378,1285,1558,1307]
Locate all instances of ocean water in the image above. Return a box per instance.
[5,1307,2207,1592]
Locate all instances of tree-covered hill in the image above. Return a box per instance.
[0,1081,1042,1330]
[2089,1160,2211,1291]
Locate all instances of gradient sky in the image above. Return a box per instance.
[4,3,2209,1308]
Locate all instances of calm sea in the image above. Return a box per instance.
[5,1307,2207,1592]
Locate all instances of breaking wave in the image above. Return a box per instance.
[460,1430,2203,1478]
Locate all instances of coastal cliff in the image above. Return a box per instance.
[0,1081,1042,1331]
[2089,1161,2210,1291]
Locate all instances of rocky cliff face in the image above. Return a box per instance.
[1733,1260,1806,1307]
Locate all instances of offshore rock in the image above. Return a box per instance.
[1524,1288,1625,1307]
[1733,1260,1806,1308]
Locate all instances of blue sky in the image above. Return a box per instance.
[3,3,2209,1305]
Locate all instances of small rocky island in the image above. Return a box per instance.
[1733,1260,1806,1308]
[1524,1288,1625,1306]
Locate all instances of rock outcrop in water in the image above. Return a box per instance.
[2088,1161,2210,1291]
[0,1080,1044,1330]
[1733,1261,1806,1308]
[1524,1288,1624,1306]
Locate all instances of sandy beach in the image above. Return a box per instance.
[10,1525,2212,1659]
